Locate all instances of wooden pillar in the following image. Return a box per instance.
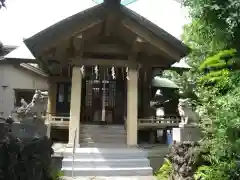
[47,82,57,115]
[127,67,138,146]
[143,67,152,117]
[68,66,82,146]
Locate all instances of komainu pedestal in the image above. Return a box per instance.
[11,90,50,140]
[172,124,202,142]
[173,98,202,142]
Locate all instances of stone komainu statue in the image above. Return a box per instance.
[178,98,199,125]
[16,90,48,120]
[11,90,49,139]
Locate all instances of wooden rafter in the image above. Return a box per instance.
[104,7,121,37]
[122,18,182,60]
[84,43,129,55]
[73,33,84,57]
[129,36,146,61]
[132,36,145,53]
[41,19,103,54]
[138,54,174,66]
[70,57,139,68]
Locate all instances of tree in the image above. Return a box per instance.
[182,0,240,51]
[0,0,6,9]
[178,0,240,179]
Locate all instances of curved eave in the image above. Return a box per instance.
[19,63,48,77]
[170,60,191,71]
[0,57,37,64]
[23,3,190,60]
[2,43,37,64]
[152,77,179,89]
[120,6,191,58]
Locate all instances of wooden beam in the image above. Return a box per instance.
[122,18,182,60]
[55,44,69,76]
[132,36,145,53]
[129,36,146,62]
[104,0,121,6]
[73,33,84,56]
[84,43,129,54]
[48,76,71,83]
[104,8,121,36]
[41,19,103,53]
[137,53,175,67]
[105,16,114,36]
[70,57,139,68]
[55,44,67,60]
[65,19,103,40]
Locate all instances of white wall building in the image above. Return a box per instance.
[0,45,48,117]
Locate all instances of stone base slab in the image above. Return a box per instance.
[66,143,80,148]
[11,122,49,140]
[62,176,156,180]
[172,126,202,142]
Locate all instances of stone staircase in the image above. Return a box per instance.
[79,125,126,146]
[60,125,153,176]
[61,147,153,176]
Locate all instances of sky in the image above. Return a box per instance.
[0,0,189,46]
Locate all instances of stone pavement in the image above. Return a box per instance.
[62,176,156,180]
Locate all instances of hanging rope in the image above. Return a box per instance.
[126,67,129,80]
[94,65,98,79]
[80,65,85,77]
[111,66,116,79]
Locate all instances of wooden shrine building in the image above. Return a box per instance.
[21,0,190,146]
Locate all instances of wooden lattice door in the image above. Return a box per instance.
[83,78,116,124]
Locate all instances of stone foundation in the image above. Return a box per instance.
[172,125,202,143]
[11,121,49,140]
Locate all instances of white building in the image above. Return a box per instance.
[0,44,48,117]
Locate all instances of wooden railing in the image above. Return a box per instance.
[44,115,181,129]
[138,116,181,129]
[43,115,70,129]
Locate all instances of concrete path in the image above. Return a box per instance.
[62,176,156,180]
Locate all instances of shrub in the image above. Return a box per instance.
[0,119,54,180]
[155,158,173,180]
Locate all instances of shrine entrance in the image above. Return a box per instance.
[24,0,190,146]
[81,66,126,125]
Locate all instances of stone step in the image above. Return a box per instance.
[81,128,126,130]
[81,133,126,136]
[62,153,147,159]
[80,124,126,145]
[80,140,126,144]
[81,126,125,130]
[79,143,127,148]
[62,167,153,176]
[62,148,147,159]
[61,176,156,180]
[80,141,126,145]
[81,128,125,133]
[81,130,126,134]
[80,134,126,139]
[80,133,126,138]
[81,125,125,129]
[80,138,125,141]
[80,137,125,141]
[62,158,150,168]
